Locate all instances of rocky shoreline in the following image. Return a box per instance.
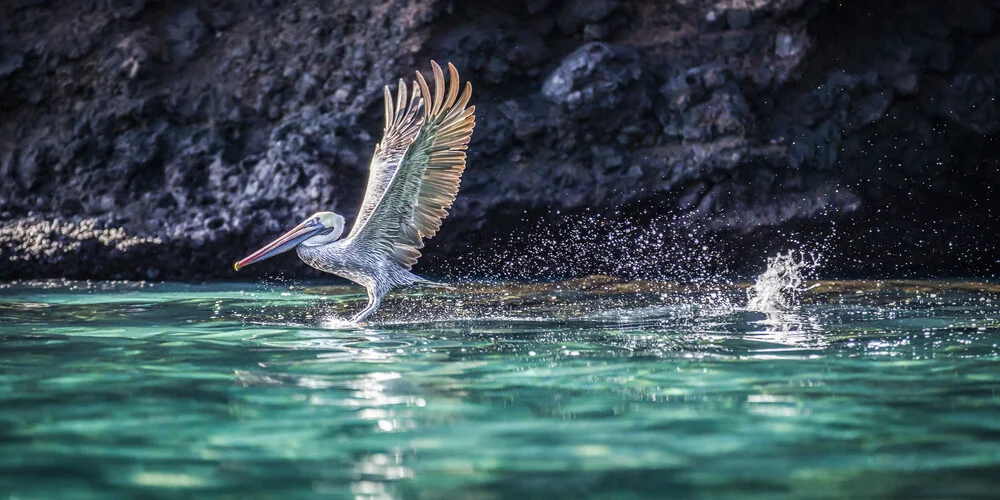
[2,0,998,280]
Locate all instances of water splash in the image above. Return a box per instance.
[239,211,834,327]
[452,211,732,284]
[320,317,364,330]
[746,251,822,313]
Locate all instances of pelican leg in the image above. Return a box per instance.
[350,285,384,324]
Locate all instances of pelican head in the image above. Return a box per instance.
[234,212,345,271]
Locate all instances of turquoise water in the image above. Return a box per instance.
[2,279,1000,498]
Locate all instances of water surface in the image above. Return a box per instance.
[2,279,999,498]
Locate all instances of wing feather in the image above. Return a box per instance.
[348,61,476,269]
[349,79,424,237]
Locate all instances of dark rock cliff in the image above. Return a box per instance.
[1,0,998,280]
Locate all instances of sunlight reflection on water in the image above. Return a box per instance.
[2,278,1000,498]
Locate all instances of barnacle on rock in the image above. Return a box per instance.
[0,217,161,262]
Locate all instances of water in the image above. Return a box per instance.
[2,278,1000,498]
[746,250,822,313]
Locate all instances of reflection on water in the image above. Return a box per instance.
[1,278,1000,498]
[748,310,827,350]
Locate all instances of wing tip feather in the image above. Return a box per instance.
[367,60,478,268]
[383,85,393,132]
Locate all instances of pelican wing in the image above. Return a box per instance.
[350,78,425,234]
[348,61,476,268]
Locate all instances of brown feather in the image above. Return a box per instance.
[349,78,425,237]
[348,60,477,269]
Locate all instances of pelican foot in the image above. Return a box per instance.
[349,312,372,325]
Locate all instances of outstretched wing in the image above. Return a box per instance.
[349,78,425,235]
[347,61,476,269]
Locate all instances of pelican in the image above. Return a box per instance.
[234,61,476,323]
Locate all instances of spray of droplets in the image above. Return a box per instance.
[237,208,836,327]
[746,250,823,313]
[451,210,733,286]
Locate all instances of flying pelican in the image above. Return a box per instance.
[234,61,476,323]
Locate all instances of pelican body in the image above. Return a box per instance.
[234,61,476,323]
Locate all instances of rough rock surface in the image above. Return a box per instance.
[1,0,998,280]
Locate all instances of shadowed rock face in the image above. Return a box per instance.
[1,0,998,281]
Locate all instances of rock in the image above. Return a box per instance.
[852,90,893,128]
[2,0,1000,280]
[893,73,919,95]
[0,52,24,77]
[938,74,1000,135]
[582,23,611,41]
[295,72,318,100]
[332,87,351,103]
[659,74,693,112]
[726,9,752,30]
[113,0,150,19]
[542,42,649,124]
[677,90,750,141]
[15,148,45,191]
[557,0,622,34]
[207,8,236,30]
[775,31,804,58]
[524,0,553,15]
[166,7,208,66]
